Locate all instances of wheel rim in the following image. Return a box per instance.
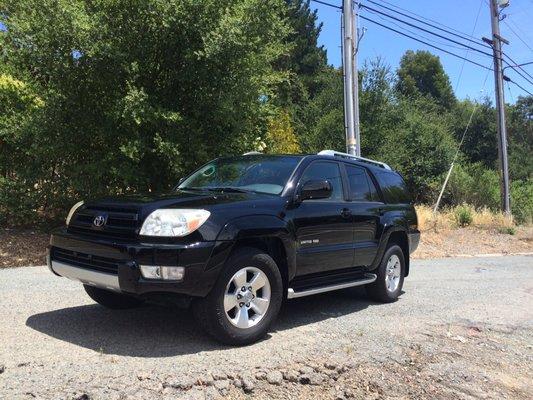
[385,254,401,293]
[224,267,271,329]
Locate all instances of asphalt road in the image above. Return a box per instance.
[0,256,532,399]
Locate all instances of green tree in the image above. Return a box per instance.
[0,0,290,223]
[507,95,533,181]
[277,1,328,142]
[265,110,301,154]
[378,97,457,203]
[451,98,498,169]
[396,50,456,109]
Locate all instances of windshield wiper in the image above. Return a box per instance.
[205,187,251,193]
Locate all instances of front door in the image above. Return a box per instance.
[291,161,354,276]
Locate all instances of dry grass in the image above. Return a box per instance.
[416,205,516,232]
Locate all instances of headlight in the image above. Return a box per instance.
[66,201,84,226]
[140,209,210,237]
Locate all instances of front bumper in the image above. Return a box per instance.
[48,228,233,297]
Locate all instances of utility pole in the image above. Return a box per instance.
[342,0,358,156]
[489,0,511,215]
[352,2,361,157]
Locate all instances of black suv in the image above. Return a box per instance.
[48,150,419,345]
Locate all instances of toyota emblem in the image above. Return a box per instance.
[93,214,107,227]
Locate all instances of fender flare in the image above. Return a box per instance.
[214,214,297,279]
[370,223,410,273]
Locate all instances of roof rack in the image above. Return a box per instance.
[242,151,263,155]
[317,150,392,170]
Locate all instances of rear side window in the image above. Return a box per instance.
[375,172,411,204]
[345,165,380,202]
[300,161,344,201]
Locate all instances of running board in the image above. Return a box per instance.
[287,273,377,299]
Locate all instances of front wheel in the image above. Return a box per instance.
[84,285,144,309]
[365,244,405,303]
[192,247,283,346]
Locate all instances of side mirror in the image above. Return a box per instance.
[299,180,332,201]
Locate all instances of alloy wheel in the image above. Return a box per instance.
[224,267,271,329]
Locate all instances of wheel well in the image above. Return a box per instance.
[230,237,289,290]
[388,231,410,277]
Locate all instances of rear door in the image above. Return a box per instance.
[343,164,384,266]
[291,161,354,276]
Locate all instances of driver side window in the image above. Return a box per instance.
[300,161,344,201]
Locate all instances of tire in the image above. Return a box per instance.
[365,244,405,303]
[192,247,283,346]
[83,285,144,309]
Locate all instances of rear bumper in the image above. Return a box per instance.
[48,228,233,297]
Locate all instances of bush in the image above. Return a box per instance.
[454,204,473,227]
[511,180,533,225]
[446,163,500,209]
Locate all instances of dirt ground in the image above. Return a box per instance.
[1,226,531,268]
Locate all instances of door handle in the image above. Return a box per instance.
[341,208,352,218]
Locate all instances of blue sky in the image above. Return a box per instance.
[313,0,533,102]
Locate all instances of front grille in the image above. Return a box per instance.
[50,247,120,275]
[68,205,139,238]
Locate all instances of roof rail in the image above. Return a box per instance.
[242,151,263,155]
[317,150,392,170]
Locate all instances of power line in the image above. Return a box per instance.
[506,77,533,96]
[310,0,341,10]
[359,15,494,71]
[455,0,485,93]
[502,52,533,82]
[360,4,494,59]
[365,0,493,51]
[502,19,533,52]
[364,8,484,53]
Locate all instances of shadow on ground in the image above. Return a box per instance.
[26,287,386,357]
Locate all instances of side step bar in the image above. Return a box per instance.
[287,273,377,299]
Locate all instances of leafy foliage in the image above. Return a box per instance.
[0,1,531,226]
[265,110,301,154]
[396,50,456,109]
[454,204,474,227]
[0,0,290,223]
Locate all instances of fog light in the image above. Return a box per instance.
[140,265,185,281]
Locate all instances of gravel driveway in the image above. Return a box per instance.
[1,256,532,399]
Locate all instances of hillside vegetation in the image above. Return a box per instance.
[0,0,531,226]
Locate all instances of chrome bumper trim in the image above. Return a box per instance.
[287,273,377,299]
[51,260,121,292]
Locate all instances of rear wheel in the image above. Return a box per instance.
[192,247,283,346]
[365,244,405,303]
[84,285,144,309]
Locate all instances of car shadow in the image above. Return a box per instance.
[25,287,384,357]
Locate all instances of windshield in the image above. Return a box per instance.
[178,155,301,195]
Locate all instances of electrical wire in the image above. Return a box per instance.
[455,0,484,93]
[507,78,533,96]
[360,4,493,59]
[365,0,492,51]
[503,52,533,82]
[362,7,488,54]
[367,0,486,41]
[310,0,342,10]
[359,15,494,71]
[502,19,533,52]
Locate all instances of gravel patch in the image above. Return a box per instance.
[0,256,532,399]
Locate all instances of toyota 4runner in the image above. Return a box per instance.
[48,150,420,345]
